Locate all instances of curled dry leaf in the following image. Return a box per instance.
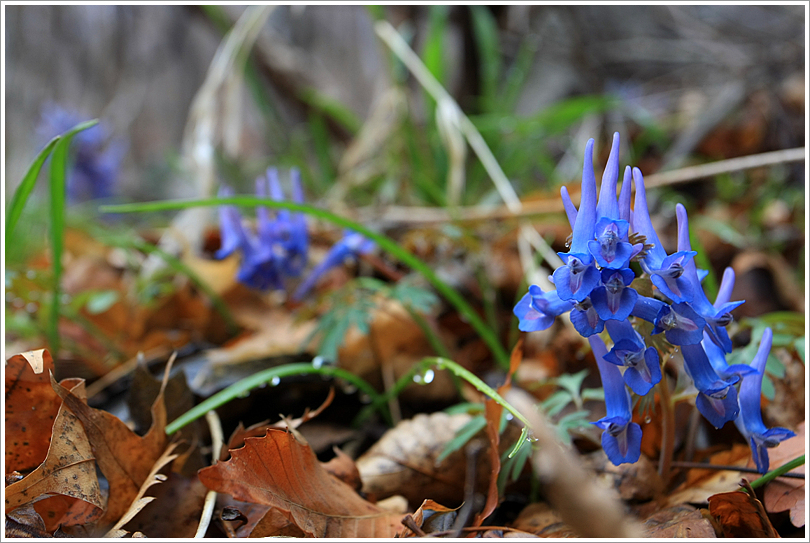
[5,349,62,474]
[642,504,717,538]
[198,428,403,537]
[355,411,483,507]
[5,379,104,531]
[708,485,778,538]
[668,443,752,506]
[49,360,170,530]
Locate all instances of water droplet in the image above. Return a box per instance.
[341,383,358,395]
[358,393,372,404]
[270,376,281,386]
[422,369,435,384]
[644,416,652,424]
[505,413,514,421]
[312,356,324,369]
[237,390,250,399]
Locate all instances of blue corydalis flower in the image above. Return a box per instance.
[570,297,604,337]
[552,253,600,302]
[292,230,376,301]
[605,320,661,396]
[681,342,740,428]
[703,330,757,381]
[588,218,635,269]
[591,268,637,321]
[674,204,744,352]
[652,302,706,346]
[37,104,125,204]
[632,169,696,304]
[589,335,642,466]
[513,285,575,332]
[257,168,309,277]
[734,328,796,473]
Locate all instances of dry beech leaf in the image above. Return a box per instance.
[398,499,461,537]
[197,428,403,537]
[5,349,63,473]
[5,379,104,530]
[355,412,482,506]
[322,446,363,492]
[708,486,778,538]
[510,502,575,536]
[122,472,209,538]
[49,359,171,529]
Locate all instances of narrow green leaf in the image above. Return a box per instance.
[46,119,100,355]
[437,414,487,463]
[6,136,60,246]
[469,5,501,111]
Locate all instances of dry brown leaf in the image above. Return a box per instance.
[5,379,104,530]
[122,472,209,538]
[511,502,575,536]
[708,485,778,538]
[668,443,752,506]
[105,442,180,537]
[322,446,363,492]
[197,428,403,537]
[762,421,805,527]
[642,504,717,538]
[475,338,523,527]
[355,412,480,507]
[49,360,170,529]
[5,349,63,474]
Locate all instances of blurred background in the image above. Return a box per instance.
[5,3,806,309]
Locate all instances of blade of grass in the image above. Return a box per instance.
[5,136,61,245]
[746,454,805,491]
[165,362,389,434]
[469,5,501,112]
[101,196,511,368]
[46,119,100,355]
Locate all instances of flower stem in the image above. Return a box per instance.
[656,366,675,485]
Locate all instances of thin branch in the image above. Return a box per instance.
[195,410,224,538]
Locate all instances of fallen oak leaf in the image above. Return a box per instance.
[48,356,173,530]
[5,349,62,474]
[197,428,404,537]
[5,379,104,529]
[761,422,805,527]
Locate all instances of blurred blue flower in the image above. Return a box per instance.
[36,104,125,204]
[292,230,376,301]
[734,328,796,472]
[589,335,642,465]
[215,167,309,292]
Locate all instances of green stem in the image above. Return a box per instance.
[100,197,510,368]
[165,363,390,435]
[747,454,805,491]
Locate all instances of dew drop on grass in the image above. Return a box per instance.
[270,376,281,386]
[237,390,250,399]
[413,368,435,384]
[341,383,358,395]
[312,356,324,369]
[644,416,652,424]
[358,393,372,404]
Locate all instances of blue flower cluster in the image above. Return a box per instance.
[37,104,125,204]
[514,133,795,470]
[216,167,375,298]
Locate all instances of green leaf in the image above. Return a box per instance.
[297,87,361,135]
[46,119,100,355]
[469,5,501,111]
[764,353,785,379]
[794,337,805,363]
[422,5,449,89]
[540,390,574,418]
[6,136,61,246]
[760,373,775,401]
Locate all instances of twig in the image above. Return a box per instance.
[194,410,224,538]
[664,460,805,479]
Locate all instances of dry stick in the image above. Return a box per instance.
[195,410,224,538]
[505,388,644,539]
[351,146,807,226]
[663,461,805,479]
